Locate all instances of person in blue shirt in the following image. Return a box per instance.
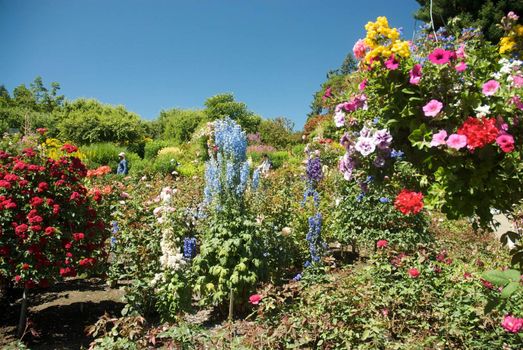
[117,152,129,175]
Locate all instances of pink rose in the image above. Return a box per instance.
[501,315,523,333]
[249,294,262,305]
[353,39,368,60]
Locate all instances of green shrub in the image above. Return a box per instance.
[81,142,127,169]
[177,162,203,177]
[144,140,171,159]
[329,182,431,251]
[151,153,178,175]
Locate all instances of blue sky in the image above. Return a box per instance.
[0,0,420,129]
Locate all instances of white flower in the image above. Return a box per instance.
[355,136,376,157]
[474,104,490,117]
[492,72,502,79]
[334,110,346,127]
[281,227,292,236]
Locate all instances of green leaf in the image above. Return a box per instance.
[483,298,499,314]
[482,270,509,287]
[500,282,519,299]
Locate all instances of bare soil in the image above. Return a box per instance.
[0,278,124,350]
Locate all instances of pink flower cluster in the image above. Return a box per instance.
[501,315,523,333]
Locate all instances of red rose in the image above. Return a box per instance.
[249,294,262,305]
[18,179,29,187]
[45,227,55,236]
[38,182,49,192]
[376,239,388,249]
[28,215,43,224]
[15,224,28,234]
[59,266,77,277]
[0,180,11,189]
[73,232,85,241]
[408,268,420,278]
[61,144,78,154]
[22,263,30,270]
[53,204,60,215]
[30,196,44,207]
[14,275,22,283]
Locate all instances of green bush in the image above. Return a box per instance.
[144,140,171,159]
[151,153,178,175]
[249,150,290,169]
[81,142,127,169]
[329,181,431,251]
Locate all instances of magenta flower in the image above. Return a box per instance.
[496,134,515,153]
[430,130,448,147]
[409,64,422,85]
[446,134,467,150]
[455,62,467,72]
[482,80,500,96]
[359,78,367,91]
[501,315,523,333]
[385,55,399,70]
[322,87,332,101]
[428,48,451,65]
[422,99,443,117]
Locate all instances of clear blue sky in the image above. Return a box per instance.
[0,0,420,129]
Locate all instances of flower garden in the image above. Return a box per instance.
[1,9,523,350]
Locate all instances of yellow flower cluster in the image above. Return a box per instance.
[363,16,410,63]
[500,24,523,55]
[42,138,86,160]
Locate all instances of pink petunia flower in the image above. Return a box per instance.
[456,44,466,59]
[501,315,523,333]
[430,130,448,147]
[455,62,467,72]
[409,64,422,85]
[385,55,399,70]
[422,99,443,117]
[428,48,451,65]
[496,134,515,153]
[446,134,467,150]
[482,80,500,96]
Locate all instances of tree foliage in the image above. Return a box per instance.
[0,77,64,134]
[55,99,146,148]
[157,108,206,144]
[204,93,261,133]
[414,0,523,42]
[258,117,295,149]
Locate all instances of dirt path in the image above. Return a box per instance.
[0,278,124,349]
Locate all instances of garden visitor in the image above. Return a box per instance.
[117,152,128,175]
[258,153,272,175]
